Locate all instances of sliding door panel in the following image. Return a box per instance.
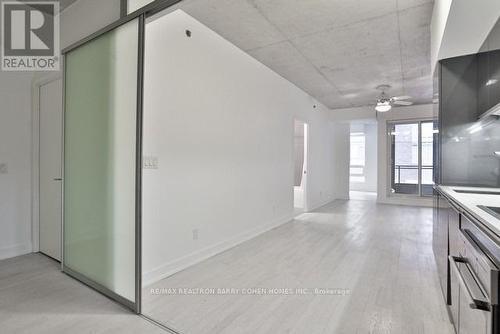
[421,121,435,196]
[391,123,419,195]
[64,18,139,306]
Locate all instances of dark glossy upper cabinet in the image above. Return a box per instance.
[477,17,500,117]
[477,49,500,117]
[477,52,490,116]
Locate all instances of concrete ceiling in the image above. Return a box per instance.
[164,0,434,109]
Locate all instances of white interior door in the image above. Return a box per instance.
[293,120,308,210]
[39,78,63,261]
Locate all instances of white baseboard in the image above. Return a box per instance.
[0,242,32,261]
[307,196,337,212]
[143,213,295,287]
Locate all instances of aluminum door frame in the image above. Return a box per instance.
[61,13,145,314]
[61,0,190,316]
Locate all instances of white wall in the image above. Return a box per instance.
[329,104,434,206]
[431,0,500,73]
[430,0,453,73]
[0,0,121,260]
[0,73,35,260]
[141,10,339,285]
[331,123,350,200]
[350,122,377,193]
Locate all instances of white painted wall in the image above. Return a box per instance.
[431,0,500,73]
[141,10,339,285]
[350,122,377,193]
[430,0,453,72]
[0,73,35,260]
[329,104,434,206]
[331,123,350,200]
[0,0,121,260]
[364,123,378,193]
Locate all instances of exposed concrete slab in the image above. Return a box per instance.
[153,0,433,109]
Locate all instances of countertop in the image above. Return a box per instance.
[437,185,500,237]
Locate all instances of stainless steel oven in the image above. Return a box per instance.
[449,213,500,333]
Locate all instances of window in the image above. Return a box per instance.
[389,120,435,196]
[350,132,365,183]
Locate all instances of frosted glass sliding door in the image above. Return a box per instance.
[63,18,141,308]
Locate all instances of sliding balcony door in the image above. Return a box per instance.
[390,120,435,197]
[63,16,143,311]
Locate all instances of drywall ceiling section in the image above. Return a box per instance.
[156,0,434,110]
[432,0,500,73]
[33,0,78,13]
[60,0,79,10]
[430,0,452,74]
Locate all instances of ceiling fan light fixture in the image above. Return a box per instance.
[375,101,392,112]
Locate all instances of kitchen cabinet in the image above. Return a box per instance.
[477,52,490,117]
[448,205,461,258]
[436,190,498,334]
[433,193,451,304]
[477,49,500,117]
[448,204,461,331]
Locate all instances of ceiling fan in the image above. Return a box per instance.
[374,84,413,113]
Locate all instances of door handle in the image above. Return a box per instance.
[449,255,491,311]
[53,178,62,181]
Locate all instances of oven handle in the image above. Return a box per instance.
[449,255,491,311]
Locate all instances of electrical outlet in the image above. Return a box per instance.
[192,229,199,241]
[0,163,7,174]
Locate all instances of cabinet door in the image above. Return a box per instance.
[433,195,439,257]
[477,52,490,116]
[488,49,500,110]
[456,260,491,334]
[448,207,461,257]
[434,195,451,303]
[449,258,460,332]
[458,289,489,334]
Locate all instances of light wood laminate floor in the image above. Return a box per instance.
[143,199,455,334]
[0,253,166,334]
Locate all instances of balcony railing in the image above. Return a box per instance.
[394,164,433,184]
[393,164,434,196]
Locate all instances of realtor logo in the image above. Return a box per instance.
[1,1,60,71]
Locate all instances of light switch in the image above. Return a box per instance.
[0,163,7,174]
[143,156,159,169]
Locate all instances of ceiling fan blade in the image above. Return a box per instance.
[392,95,411,101]
[394,100,413,106]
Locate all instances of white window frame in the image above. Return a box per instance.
[350,131,366,183]
[387,119,435,197]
